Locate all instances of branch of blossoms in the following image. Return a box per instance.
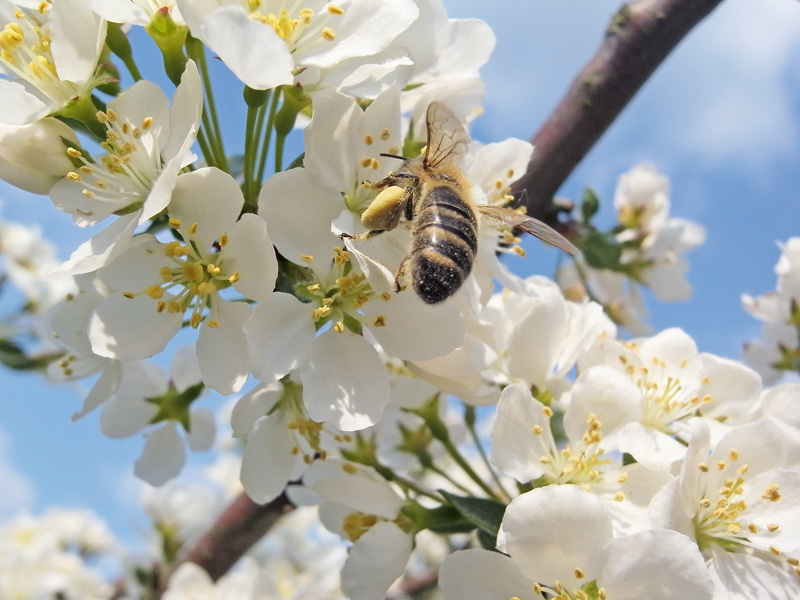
[512,0,724,224]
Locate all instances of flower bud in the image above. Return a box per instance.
[0,118,79,194]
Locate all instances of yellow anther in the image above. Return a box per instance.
[156,300,166,313]
[380,128,390,140]
[322,27,335,40]
[364,134,374,145]
[333,321,345,333]
[300,254,314,263]
[183,263,204,282]
[190,313,202,329]
[373,315,386,327]
[142,116,153,129]
[206,320,220,328]
[614,491,626,502]
[188,222,198,234]
[169,218,182,228]
[542,406,553,418]
[219,233,228,246]
[67,171,82,182]
[122,292,135,299]
[342,463,357,474]
[531,424,543,434]
[196,281,217,295]
[762,484,781,502]
[228,272,240,283]
[146,285,164,299]
[360,157,373,168]
[380,292,391,301]
[767,523,779,532]
[159,266,174,282]
[67,147,82,158]
[206,264,221,276]
[328,5,344,15]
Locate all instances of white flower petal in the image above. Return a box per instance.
[170,168,243,251]
[490,383,554,483]
[240,411,298,504]
[439,549,537,600]
[0,80,49,126]
[89,293,183,360]
[50,0,106,84]
[201,5,294,89]
[224,214,277,302]
[564,365,643,444]
[299,331,389,431]
[259,168,343,265]
[231,382,283,437]
[601,530,712,600]
[246,292,315,384]
[61,213,140,274]
[340,521,412,600]
[197,299,253,394]
[616,422,690,470]
[365,290,464,361]
[502,486,612,585]
[134,423,186,485]
[186,408,215,452]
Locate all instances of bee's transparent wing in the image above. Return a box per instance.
[423,102,470,168]
[477,205,580,255]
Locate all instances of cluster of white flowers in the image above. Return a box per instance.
[0,0,798,598]
[558,162,706,334]
[0,508,118,599]
[742,237,800,384]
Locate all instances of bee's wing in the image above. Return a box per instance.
[477,205,580,255]
[423,102,470,169]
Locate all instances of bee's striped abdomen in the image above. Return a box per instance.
[409,185,478,304]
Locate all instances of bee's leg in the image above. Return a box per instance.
[340,229,386,242]
[393,256,411,292]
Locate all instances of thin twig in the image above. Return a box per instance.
[513,0,724,225]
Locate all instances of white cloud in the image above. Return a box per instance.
[0,427,35,517]
[643,0,800,166]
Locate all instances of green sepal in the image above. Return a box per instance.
[148,9,189,86]
[275,84,310,137]
[146,381,205,431]
[113,201,145,216]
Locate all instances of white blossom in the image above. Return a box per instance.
[176,0,419,91]
[88,167,277,394]
[571,327,762,469]
[0,0,106,125]
[650,418,800,599]
[440,485,713,600]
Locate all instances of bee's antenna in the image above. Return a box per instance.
[380,153,408,161]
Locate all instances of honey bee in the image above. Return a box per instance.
[345,102,579,304]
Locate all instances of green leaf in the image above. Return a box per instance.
[580,230,623,271]
[580,187,600,224]
[440,490,506,538]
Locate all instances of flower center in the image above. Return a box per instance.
[0,3,82,105]
[65,108,162,212]
[693,447,799,572]
[247,2,344,53]
[618,350,711,431]
[122,221,239,329]
[297,246,387,334]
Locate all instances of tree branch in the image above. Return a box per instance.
[513,0,724,224]
[154,490,294,596]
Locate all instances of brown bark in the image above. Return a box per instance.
[514,0,725,225]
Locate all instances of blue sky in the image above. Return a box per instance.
[0,0,799,550]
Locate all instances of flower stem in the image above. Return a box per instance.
[187,37,227,172]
